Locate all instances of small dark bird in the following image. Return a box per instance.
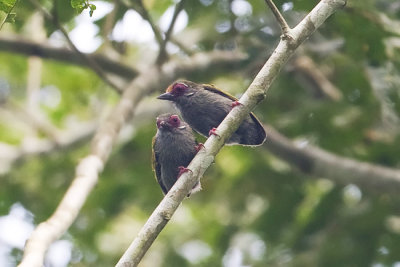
[152,113,201,195]
[157,80,266,146]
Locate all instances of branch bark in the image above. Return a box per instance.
[263,125,400,194]
[0,36,138,80]
[116,0,347,266]
[156,0,186,65]
[264,0,291,36]
[28,0,123,92]
[18,51,247,267]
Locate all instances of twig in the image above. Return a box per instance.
[28,0,124,93]
[263,125,400,194]
[156,0,186,65]
[3,100,60,141]
[264,0,291,36]
[116,0,347,266]
[124,0,193,56]
[133,0,164,45]
[0,121,97,174]
[0,0,18,30]
[18,50,247,267]
[293,56,343,101]
[0,36,138,80]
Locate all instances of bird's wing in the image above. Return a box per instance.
[202,84,239,101]
[203,84,266,142]
[152,136,168,194]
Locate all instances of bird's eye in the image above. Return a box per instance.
[170,115,179,123]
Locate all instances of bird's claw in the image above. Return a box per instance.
[195,143,205,152]
[231,101,242,108]
[209,128,220,137]
[178,166,192,178]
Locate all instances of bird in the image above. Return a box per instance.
[157,80,266,146]
[152,113,202,195]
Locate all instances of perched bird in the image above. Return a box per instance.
[152,113,201,195]
[157,80,266,146]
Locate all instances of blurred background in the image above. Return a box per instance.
[1,0,400,266]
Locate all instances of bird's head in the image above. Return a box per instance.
[157,81,196,101]
[156,114,186,131]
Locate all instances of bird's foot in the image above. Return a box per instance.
[178,166,192,178]
[231,101,242,108]
[195,143,205,152]
[208,128,220,137]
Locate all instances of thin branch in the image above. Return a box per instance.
[124,0,193,56]
[0,36,138,80]
[18,50,247,267]
[3,100,60,141]
[264,0,291,36]
[263,125,400,194]
[0,121,97,174]
[156,0,186,65]
[293,55,343,101]
[116,0,347,266]
[0,0,18,30]
[134,0,164,45]
[28,0,124,93]
[101,0,120,50]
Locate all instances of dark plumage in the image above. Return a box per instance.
[157,80,266,146]
[152,113,200,195]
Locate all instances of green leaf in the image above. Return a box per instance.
[0,0,16,13]
[70,0,96,16]
[70,0,85,10]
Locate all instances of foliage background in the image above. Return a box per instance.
[1,0,400,266]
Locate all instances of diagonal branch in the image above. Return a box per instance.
[28,0,124,93]
[0,121,97,174]
[126,0,192,57]
[156,0,186,65]
[292,55,343,101]
[17,51,247,267]
[132,0,164,45]
[115,0,347,266]
[264,0,291,36]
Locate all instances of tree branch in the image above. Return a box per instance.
[116,0,347,266]
[132,0,164,46]
[292,55,343,101]
[0,121,97,174]
[156,0,186,65]
[18,50,247,267]
[263,125,400,194]
[0,36,138,80]
[28,0,124,93]
[123,0,193,57]
[264,0,291,36]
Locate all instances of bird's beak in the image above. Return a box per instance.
[157,92,174,100]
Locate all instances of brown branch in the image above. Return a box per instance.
[0,121,97,174]
[3,100,60,141]
[28,0,124,93]
[156,0,186,65]
[264,0,291,36]
[292,56,343,101]
[123,0,193,57]
[132,0,164,46]
[18,50,247,267]
[0,36,138,79]
[264,125,400,194]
